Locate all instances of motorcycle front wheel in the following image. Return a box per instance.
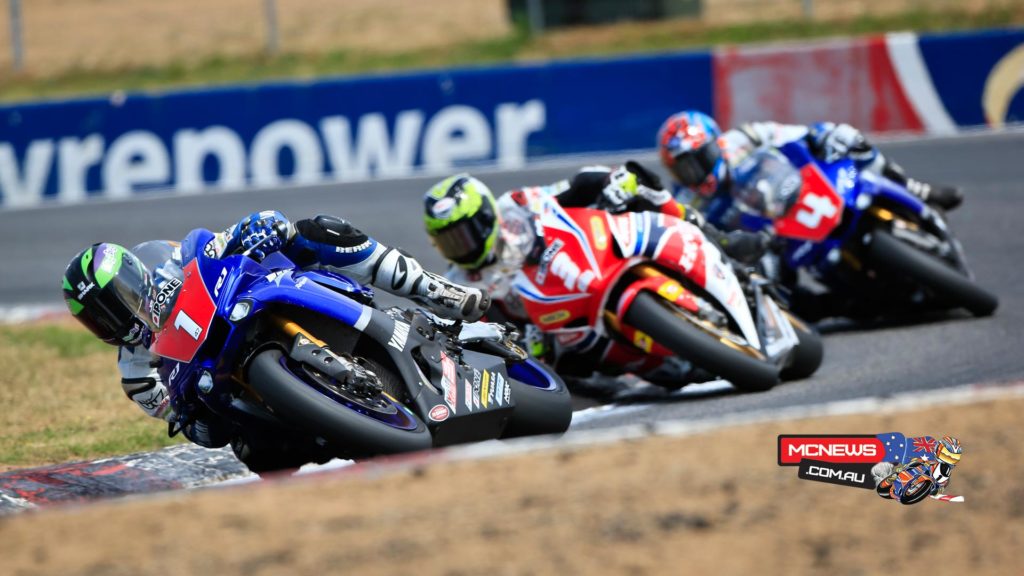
[623,291,780,392]
[246,349,432,457]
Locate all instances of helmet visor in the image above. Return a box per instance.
[107,250,157,330]
[670,141,721,188]
[431,202,497,267]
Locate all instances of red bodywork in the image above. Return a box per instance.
[774,164,845,243]
[514,204,709,372]
[151,260,216,363]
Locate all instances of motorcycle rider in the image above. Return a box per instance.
[657,110,964,218]
[422,162,766,395]
[61,210,490,471]
[657,111,965,320]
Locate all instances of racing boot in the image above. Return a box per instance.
[415,270,491,322]
[905,178,964,211]
[883,161,963,211]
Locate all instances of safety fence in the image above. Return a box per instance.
[0,27,1021,208]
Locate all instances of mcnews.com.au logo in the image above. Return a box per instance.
[777,433,964,505]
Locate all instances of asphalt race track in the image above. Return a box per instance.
[3,131,1023,428]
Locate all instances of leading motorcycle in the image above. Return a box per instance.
[147,228,572,471]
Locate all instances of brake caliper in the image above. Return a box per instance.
[287,334,382,396]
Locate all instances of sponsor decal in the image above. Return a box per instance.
[440,351,457,413]
[168,363,181,384]
[633,330,653,353]
[472,370,482,409]
[431,197,457,218]
[656,280,683,300]
[535,239,564,285]
[464,378,473,412]
[150,278,183,325]
[124,322,142,343]
[99,245,119,274]
[502,374,511,404]
[538,309,571,325]
[494,372,506,406]
[334,239,372,254]
[213,267,227,297]
[428,404,450,422]
[295,277,308,289]
[590,215,608,251]
[778,433,966,505]
[678,229,701,272]
[203,239,218,259]
[388,320,411,351]
[481,371,491,408]
[76,281,95,300]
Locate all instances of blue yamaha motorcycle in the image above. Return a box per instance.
[146,228,572,471]
[721,140,998,319]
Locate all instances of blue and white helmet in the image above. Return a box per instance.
[657,110,727,197]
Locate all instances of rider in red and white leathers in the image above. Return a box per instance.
[422,162,766,391]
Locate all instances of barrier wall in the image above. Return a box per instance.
[0,28,1021,208]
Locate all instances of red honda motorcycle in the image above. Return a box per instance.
[511,191,822,391]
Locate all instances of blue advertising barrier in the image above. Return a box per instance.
[1,27,1021,209]
[0,52,712,207]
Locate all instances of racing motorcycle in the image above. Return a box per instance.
[510,193,823,392]
[146,228,572,471]
[728,141,998,319]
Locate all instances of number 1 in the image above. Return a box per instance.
[174,310,202,340]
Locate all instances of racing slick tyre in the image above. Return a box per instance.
[500,360,573,439]
[624,292,780,392]
[780,312,824,381]
[247,349,432,457]
[868,230,998,317]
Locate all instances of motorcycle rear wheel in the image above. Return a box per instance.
[867,230,998,317]
[247,349,432,457]
[500,360,572,439]
[623,292,780,392]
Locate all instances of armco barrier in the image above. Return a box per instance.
[0,28,1022,209]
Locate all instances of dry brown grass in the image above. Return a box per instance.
[0,322,182,467]
[0,391,1019,575]
[0,0,510,76]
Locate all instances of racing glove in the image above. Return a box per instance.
[601,162,674,213]
[807,122,877,164]
[227,210,295,260]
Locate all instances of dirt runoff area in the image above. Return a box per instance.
[1,390,1021,576]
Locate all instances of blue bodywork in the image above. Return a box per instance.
[157,229,560,442]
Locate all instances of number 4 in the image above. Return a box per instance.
[174,310,203,340]
[795,193,837,229]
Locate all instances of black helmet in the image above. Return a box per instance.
[62,243,151,345]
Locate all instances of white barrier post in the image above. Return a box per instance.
[263,0,279,55]
[802,0,813,18]
[8,0,24,70]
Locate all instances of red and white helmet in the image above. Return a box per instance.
[657,110,727,197]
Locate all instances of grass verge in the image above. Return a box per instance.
[1,6,1021,103]
[0,322,184,469]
